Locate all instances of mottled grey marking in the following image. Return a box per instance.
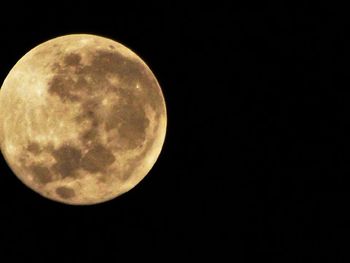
[80,144,115,173]
[46,49,163,167]
[52,145,82,178]
[77,100,100,143]
[64,53,81,66]
[27,142,41,154]
[81,127,98,142]
[30,165,53,184]
[47,50,163,109]
[81,100,99,116]
[48,75,80,102]
[56,186,75,199]
[105,96,149,149]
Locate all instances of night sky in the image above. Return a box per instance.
[0,1,348,262]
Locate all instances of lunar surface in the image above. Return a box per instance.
[0,34,167,205]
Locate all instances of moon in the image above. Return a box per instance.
[0,34,167,205]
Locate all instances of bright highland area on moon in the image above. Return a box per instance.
[0,34,167,205]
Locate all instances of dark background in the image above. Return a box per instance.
[0,1,349,262]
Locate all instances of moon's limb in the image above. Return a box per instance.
[0,34,167,205]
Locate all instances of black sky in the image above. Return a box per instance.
[0,1,349,262]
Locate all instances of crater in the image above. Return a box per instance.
[80,144,115,173]
[52,145,82,178]
[56,186,75,199]
[30,165,53,184]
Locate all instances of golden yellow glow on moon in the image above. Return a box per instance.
[0,34,167,205]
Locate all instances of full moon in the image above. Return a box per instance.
[0,34,167,205]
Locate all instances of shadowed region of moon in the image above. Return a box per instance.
[0,34,167,205]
